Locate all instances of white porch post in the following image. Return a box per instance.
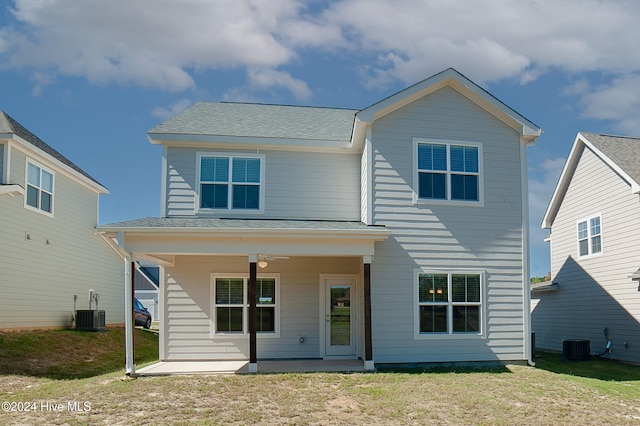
[124,254,135,375]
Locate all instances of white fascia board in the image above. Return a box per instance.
[580,134,640,194]
[147,133,357,153]
[357,69,541,139]
[542,132,640,228]
[98,226,391,240]
[9,137,109,194]
[541,133,583,229]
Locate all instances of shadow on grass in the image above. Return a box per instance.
[0,327,159,380]
[376,362,512,374]
[534,350,640,381]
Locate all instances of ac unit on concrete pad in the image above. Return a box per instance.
[75,310,106,331]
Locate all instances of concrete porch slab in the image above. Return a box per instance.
[134,359,366,376]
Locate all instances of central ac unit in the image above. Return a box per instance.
[75,309,106,331]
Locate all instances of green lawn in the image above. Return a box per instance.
[1,328,640,424]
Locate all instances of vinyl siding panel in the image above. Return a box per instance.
[369,86,527,363]
[532,146,640,363]
[164,147,360,220]
[0,143,5,182]
[162,256,361,361]
[0,147,124,329]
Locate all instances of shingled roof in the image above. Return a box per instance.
[0,111,105,188]
[580,132,640,185]
[148,102,358,142]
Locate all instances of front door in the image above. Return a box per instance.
[324,278,357,357]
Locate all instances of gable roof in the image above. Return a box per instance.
[148,68,541,150]
[0,111,107,191]
[148,102,358,144]
[356,68,541,140]
[542,132,640,228]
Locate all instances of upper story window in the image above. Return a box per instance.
[415,270,484,337]
[415,139,482,204]
[198,153,263,212]
[25,161,54,214]
[577,215,602,257]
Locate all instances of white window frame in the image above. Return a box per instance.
[210,273,280,338]
[196,152,265,214]
[413,138,484,207]
[577,214,603,258]
[414,268,486,340]
[24,159,54,216]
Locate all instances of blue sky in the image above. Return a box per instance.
[2,0,640,277]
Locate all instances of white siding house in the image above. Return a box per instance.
[99,68,541,373]
[534,132,640,364]
[0,111,124,330]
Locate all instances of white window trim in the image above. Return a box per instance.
[209,273,280,338]
[24,158,54,217]
[412,138,484,207]
[413,268,487,340]
[196,152,265,215]
[576,214,603,259]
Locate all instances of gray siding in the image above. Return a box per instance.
[369,86,528,363]
[0,143,5,182]
[532,146,640,363]
[162,256,361,361]
[0,147,124,329]
[165,147,361,220]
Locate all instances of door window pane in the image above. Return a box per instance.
[330,286,351,346]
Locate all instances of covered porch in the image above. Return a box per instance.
[97,218,389,375]
[135,359,367,376]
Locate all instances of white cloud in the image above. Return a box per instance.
[579,74,640,134]
[1,0,301,92]
[152,98,193,121]
[3,0,640,129]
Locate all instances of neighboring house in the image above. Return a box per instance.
[98,68,541,373]
[533,132,640,364]
[0,111,124,330]
[135,261,160,320]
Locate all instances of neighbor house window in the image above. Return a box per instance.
[415,140,481,203]
[416,271,483,336]
[25,161,54,214]
[577,215,602,257]
[199,154,263,211]
[212,276,277,334]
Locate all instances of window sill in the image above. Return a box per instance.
[413,198,484,208]
[414,333,486,340]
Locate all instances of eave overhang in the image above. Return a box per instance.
[97,219,390,261]
[542,132,640,229]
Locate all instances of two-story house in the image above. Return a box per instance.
[0,111,124,329]
[99,68,541,373]
[533,132,640,364]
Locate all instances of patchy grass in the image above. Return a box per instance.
[0,327,158,379]
[1,332,640,425]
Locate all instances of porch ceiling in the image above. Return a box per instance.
[97,218,389,263]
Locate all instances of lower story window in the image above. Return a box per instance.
[213,276,277,334]
[417,271,483,335]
